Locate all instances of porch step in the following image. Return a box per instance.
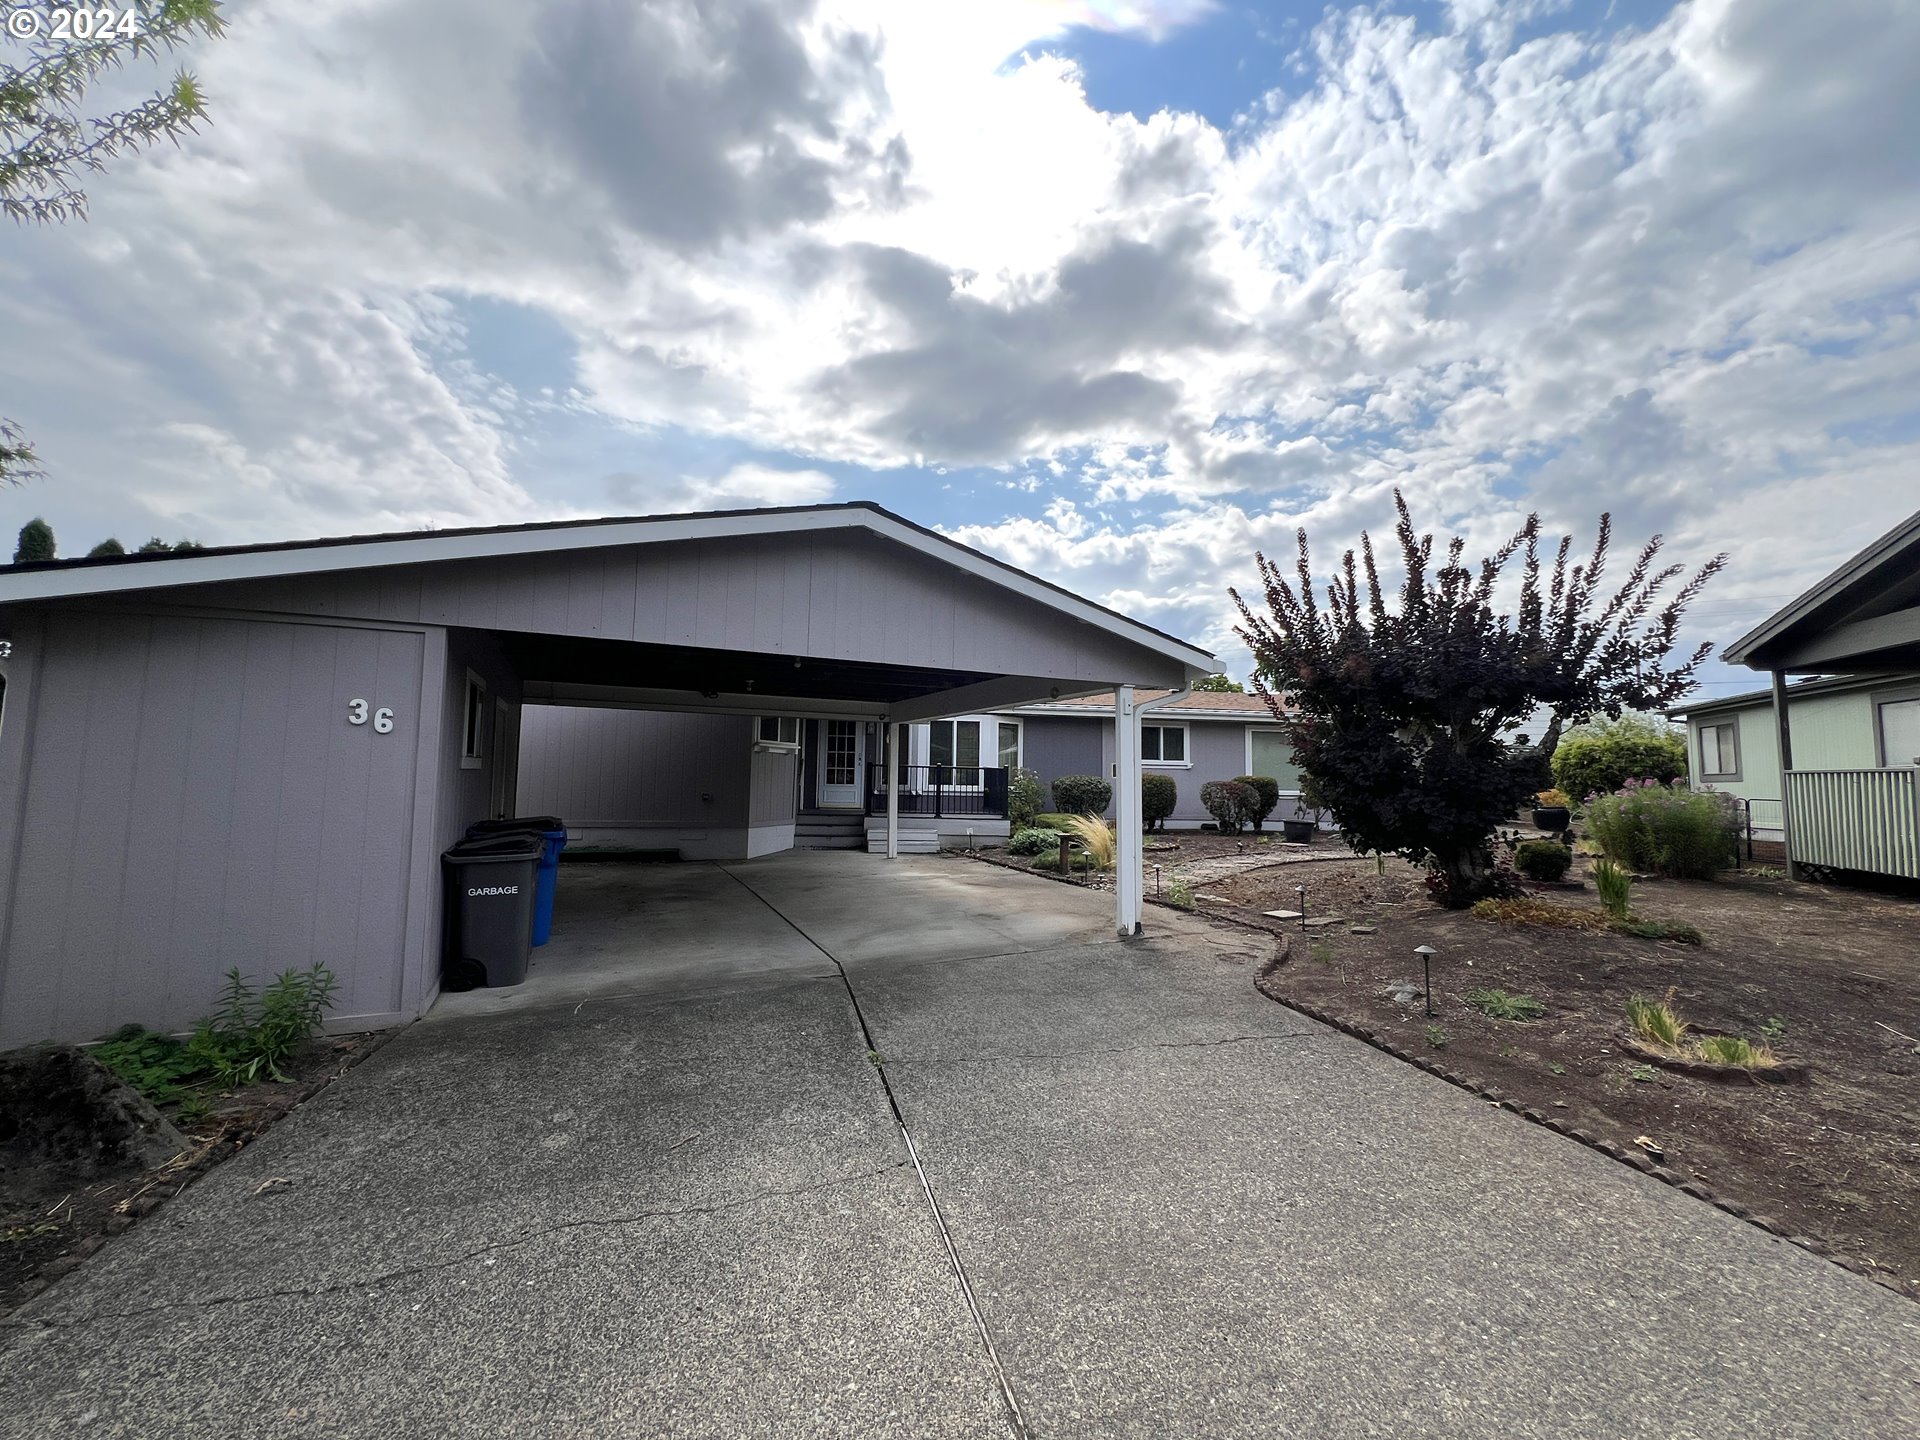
[796,810,866,850]
[864,824,940,855]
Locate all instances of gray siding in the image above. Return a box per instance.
[516,706,752,830]
[1022,716,1105,812]
[142,529,1189,687]
[749,747,799,825]
[0,609,428,1045]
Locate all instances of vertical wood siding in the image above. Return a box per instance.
[0,611,426,1045]
[515,706,751,828]
[1786,769,1920,879]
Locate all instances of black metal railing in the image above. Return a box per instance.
[866,764,1010,818]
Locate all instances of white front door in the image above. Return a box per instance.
[821,718,864,807]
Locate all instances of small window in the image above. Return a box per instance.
[756,716,800,748]
[1699,721,1738,779]
[997,721,1021,769]
[1142,723,1188,764]
[461,671,487,769]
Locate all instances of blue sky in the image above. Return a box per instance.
[2,0,1917,694]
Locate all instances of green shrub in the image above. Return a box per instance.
[1463,987,1548,1021]
[1051,774,1112,816]
[1513,840,1572,881]
[187,964,338,1085]
[92,1025,205,1105]
[1032,812,1080,830]
[1141,773,1177,830]
[1592,856,1633,919]
[1232,775,1280,830]
[1166,877,1195,910]
[1552,714,1689,804]
[1007,767,1043,829]
[1585,779,1738,879]
[1200,779,1257,833]
[1008,827,1064,857]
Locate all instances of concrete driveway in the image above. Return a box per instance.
[3,853,1916,1439]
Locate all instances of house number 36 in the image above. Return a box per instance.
[347,698,396,734]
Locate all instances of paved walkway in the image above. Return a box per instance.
[3,854,1915,1438]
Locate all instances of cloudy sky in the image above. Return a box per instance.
[3,0,1916,692]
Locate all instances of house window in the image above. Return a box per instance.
[929,719,981,782]
[460,671,487,769]
[997,721,1021,769]
[1142,723,1188,764]
[1699,721,1738,779]
[756,716,800,749]
[1879,698,1920,767]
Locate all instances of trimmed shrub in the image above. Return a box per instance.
[1586,779,1739,879]
[1200,779,1257,833]
[1233,775,1280,830]
[1141,773,1177,831]
[1007,767,1043,829]
[1552,715,1689,803]
[1051,774,1112,816]
[1007,827,1064,858]
[1033,812,1080,830]
[1513,840,1572,881]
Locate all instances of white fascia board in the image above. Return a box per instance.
[0,506,1215,674]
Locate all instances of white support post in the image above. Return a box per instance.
[887,721,901,859]
[1115,685,1143,936]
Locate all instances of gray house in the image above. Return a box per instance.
[998,690,1313,828]
[0,502,1211,1047]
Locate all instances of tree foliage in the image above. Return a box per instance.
[1,0,227,482]
[12,516,54,562]
[1551,713,1689,803]
[1232,491,1725,906]
[1192,672,1243,692]
[86,537,125,556]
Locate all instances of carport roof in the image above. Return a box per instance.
[0,500,1213,671]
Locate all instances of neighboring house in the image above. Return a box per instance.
[992,689,1308,829]
[1703,506,1920,881]
[1668,672,1920,841]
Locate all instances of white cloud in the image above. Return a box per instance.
[607,463,837,515]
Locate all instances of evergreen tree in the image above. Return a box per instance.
[13,517,56,562]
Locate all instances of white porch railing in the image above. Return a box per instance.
[1785,768,1920,879]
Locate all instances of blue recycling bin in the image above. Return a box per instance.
[466,817,567,946]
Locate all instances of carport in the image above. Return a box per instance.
[0,502,1212,1046]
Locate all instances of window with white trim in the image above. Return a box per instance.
[460,671,487,769]
[756,716,800,749]
[1142,723,1188,764]
[1699,721,1738,779]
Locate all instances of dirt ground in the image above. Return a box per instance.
[1,1033,380,1316]
[1203,854,1920,1299]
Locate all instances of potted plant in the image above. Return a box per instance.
[1531,787,1572,833]
[1283,776,1327,843]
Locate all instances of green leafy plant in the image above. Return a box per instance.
[1552,713,1689,803]
[1586,779,1739,879]
[187,964,337,1085]
[1592,857,1633,920]
[1007,767,1044,829]
[1050,774,1112,815]
[1008,826,1064,858]
[1425,1025,1448,1049]
[1232,775,1280,830]
[1628,1063,1659,1083]
[1694,1035,1778,1069]
[1513,840,1573,881]
[1200,779,1257,833]
[1463,987,1547,1021]
[1762,1016,1787,1039]
[1549,1061,1567,1075]
[1626,990,1690,1050]
[92,1024,204,1105]
[1141,772,1178,831]
[1167,877,1195,910]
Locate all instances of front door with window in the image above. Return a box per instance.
[820,718,864,807]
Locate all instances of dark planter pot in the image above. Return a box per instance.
[1531,806,1571,832]
[1282,819,1317,843]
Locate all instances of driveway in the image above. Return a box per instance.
[3,854,1915,1438]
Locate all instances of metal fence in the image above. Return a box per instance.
[1784,768,1920,879]
[865,764,1010,818]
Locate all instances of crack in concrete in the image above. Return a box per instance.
[894,1030,1328,1065]
[0,1162,909,1337]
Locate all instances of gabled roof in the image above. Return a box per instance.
[1003,688,1285,720]
[1723,508,1920,671]
[0,500,1214,672]
[1667,671,1920,718]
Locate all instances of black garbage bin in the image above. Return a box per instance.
[442,834,544,990]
